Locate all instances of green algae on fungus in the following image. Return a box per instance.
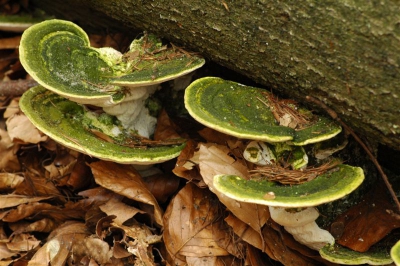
[184,77,341,145]
[213,164,364,208]
[19,19,205,107]
[320,243,393,265]
[19,86,186,165]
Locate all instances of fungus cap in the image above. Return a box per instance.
[213,164,364,208]
[320,243,393,265]
[19,86,186,165]
[19,19,205,107]
[184,77,341,145]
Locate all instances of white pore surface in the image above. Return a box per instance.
[269,207,319,227]
[103,85,159,138]
[269,206,334,250]
[284,222,335,250]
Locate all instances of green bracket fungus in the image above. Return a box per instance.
[213,164,364,208]
[184,77,341,145]
[320,243,393,265]
[392,241,400,266]
[20,86,185,165]
[184,76,366,251]
[20,19,205,137]
[19,19,204,164]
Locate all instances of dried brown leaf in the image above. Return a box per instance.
[0,195,52,209]
[0,173,24,191]
[112,222,162,265]
[335,184,400,252]
[90,161,164,226]
[0,243,19,260]
[1,202,86,223]
[143,173,180,203]
[6,114,47,144]
[6,233,40,252]
[28,221,112,266]
[153,109,181,141]
[197,143,269,231]
[0,128,20,171]
[99,198,145,225]
[173,139,205,187]
[163,183,229,264]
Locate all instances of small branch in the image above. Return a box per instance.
[306,96,400,213]
[0,79,38,96]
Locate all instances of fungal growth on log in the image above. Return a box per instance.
[19,19,205,165]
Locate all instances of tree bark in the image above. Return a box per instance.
[31,0,400,150]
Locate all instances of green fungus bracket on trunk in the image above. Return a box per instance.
[19,19,205,107]
[213,164,364,208]
[184,77,341,145]
[391,241,400,265]
[19,86,186,165]
[320,243,393,265]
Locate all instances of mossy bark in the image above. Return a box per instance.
[32,0,400,150]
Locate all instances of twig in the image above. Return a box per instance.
[0,79,38,96]
[306,95,400,213]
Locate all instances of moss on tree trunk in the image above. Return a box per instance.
[32,0,400,150]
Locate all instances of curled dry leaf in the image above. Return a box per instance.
[1,202,86,223]
[0,233,40,260]
[6,114,48,144]
[90,161,164,226]
[0,173,24,191]
[163,183,229,265]
[0,195,52,209]
[173,139,205,187]
[197,143,269,231]
[112,222,162,265]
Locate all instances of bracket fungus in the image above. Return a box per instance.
[319,243,394,265]
[19,19,205,164]
[184,77,365,252]
[392,240,400,265]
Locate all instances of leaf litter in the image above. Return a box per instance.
[0,12,398,266]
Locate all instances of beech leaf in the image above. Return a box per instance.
[197,143,269,231]
[90,161,164,226]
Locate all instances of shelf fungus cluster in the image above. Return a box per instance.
[19,19,205,165]
[184,77,395,265]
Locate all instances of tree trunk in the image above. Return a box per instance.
[31,0,400,150]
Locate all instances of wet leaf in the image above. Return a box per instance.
[90,161,164,226]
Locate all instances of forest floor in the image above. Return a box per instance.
[0,2,399,265]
